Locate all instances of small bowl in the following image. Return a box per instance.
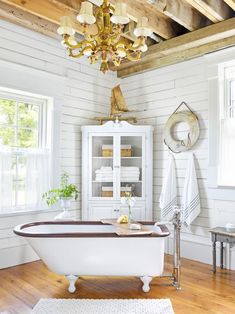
[225,223,235,233]
[129,223,141,230]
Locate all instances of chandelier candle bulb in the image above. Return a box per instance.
[57,16,75,36]
[77,1,96,25]
[83,46,93,56]
[134,17,152,37]
[67,35,78,46]
[111,3,130,25]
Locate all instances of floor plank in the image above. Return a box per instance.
[0,255,234,314]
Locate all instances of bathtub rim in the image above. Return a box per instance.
[14,221,170,238]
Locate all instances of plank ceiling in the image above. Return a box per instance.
[1,0,235,77]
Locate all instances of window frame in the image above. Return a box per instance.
[207,56,235,194]
[0,89,52,213]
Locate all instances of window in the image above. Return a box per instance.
[0,89,51,213]
[218,65,235,187]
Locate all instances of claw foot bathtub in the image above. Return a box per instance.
[14,221,169,293]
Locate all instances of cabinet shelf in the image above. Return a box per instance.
[92,180,113,183]
[121,157,142,159]
[93,157,113,159]
[92,180,142,183]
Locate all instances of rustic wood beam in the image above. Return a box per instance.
[0,0,85,33]
[145,0,209,31]
[224,0,235,11]
[50,0,183,39]
[108,0,184,39]
[0,2,59,38]
[115,17,235,77]
[184,0,234,23]
[117,35,235,78]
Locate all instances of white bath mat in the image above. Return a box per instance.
[32,298,174,314]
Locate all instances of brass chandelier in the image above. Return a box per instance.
[57,0,153,73]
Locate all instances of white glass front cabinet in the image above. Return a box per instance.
[82,121,153,221]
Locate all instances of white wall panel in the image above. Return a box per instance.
[0,20,114,268]
[121,56,235,270]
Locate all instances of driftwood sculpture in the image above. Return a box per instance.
[96,85,137,124]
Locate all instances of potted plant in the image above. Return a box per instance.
[42,172,79,220]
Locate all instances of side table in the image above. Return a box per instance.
[209,227,235,273]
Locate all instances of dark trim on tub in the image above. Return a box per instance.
[14,221,170,238]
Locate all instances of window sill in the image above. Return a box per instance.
[207,186,235,201]
[0,207,72,218]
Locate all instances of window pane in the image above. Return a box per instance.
[17,128,38,148]
[18,156,26,181]
[0,126,15,146]
[18,103,39,129]
[17,181,26,206]
[0,99,16,125]
[12,181,17,208]
[0,92,48,214]
[11,156,17,181]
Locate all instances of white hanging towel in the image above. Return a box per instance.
[182,153,200,226]
[159,154,177,221]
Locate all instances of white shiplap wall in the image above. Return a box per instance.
[1,18,235,271]
[0,20,115,268]
[120,55,235,270]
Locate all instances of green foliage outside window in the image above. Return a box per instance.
[0,99,39,148]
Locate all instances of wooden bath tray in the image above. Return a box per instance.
[101,219,153,236]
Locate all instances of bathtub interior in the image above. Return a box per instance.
[21,223,165,235]
[23,224,118,234]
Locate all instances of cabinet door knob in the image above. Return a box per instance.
[114,165,120,169]
[114,209,119,212]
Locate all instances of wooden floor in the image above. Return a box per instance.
[0,255,235,314]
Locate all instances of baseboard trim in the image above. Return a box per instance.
[0,244,39,269]
[166,237,235,270]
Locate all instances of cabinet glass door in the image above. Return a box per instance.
[91,135,114,198]
[120,135,144,198]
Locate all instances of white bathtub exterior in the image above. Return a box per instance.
[28,237,165,277]
[15,223,168,292]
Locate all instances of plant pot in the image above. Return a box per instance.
[54,197,73,220]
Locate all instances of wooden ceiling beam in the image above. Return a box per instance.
[108,0,184,39]
[1,0,183,40]
[0,0,85,34]
[54,0,182,40]
[0,2,59,38]
[184,0,234,23]
[145,0,209,31]
[115,17,235,77]
[117,35,235,77]
[224,0,235,11]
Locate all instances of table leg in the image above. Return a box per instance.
[212,241,216,273]
[220,242,224,269]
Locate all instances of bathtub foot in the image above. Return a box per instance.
[140,276,152,293]
[66,275,78,293]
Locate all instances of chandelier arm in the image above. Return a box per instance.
[68,47,87,58]
[128,43,143,51]
[65,38,96,51]
[109,3,115,13]
[126,51,142,61]
[126,38,146,52]
[108,33,121,45]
